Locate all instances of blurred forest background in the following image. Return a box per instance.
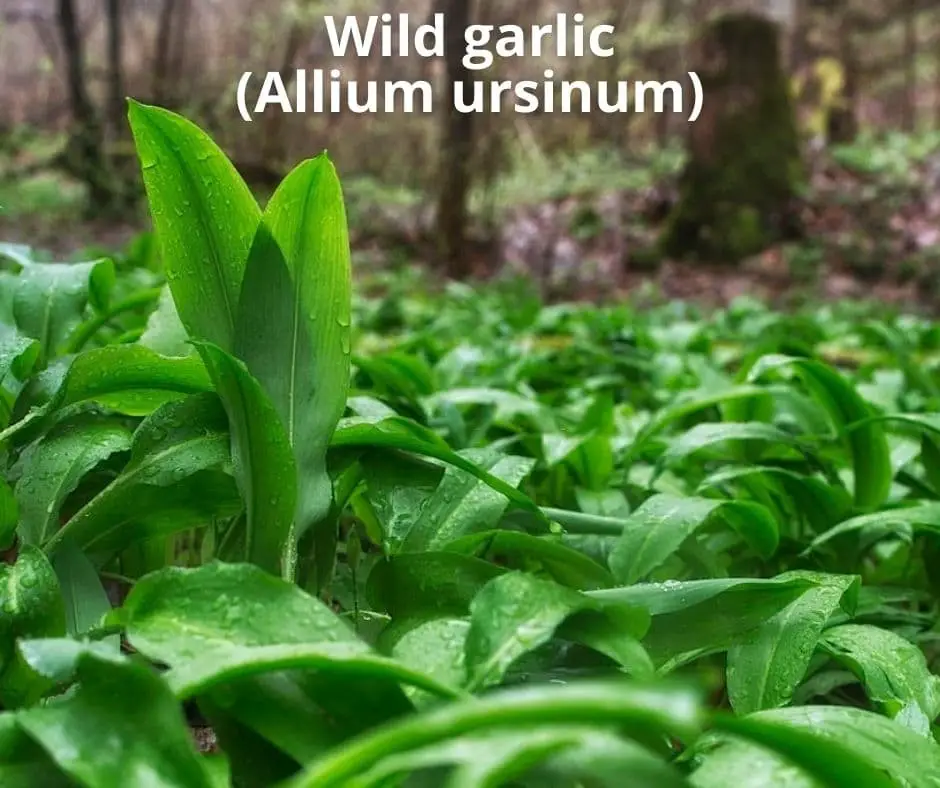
[2,0,940,308]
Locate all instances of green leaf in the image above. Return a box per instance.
[819,623,940,733]
[0,324,40,387]
[120,562,418,749]
[139,284,192,357]
[808,502,940,552]
[4,344,213,443]
[445,530,616,591]
[464,572,649,691]
[713,705,940,788]
[0,545,66,707]
[234,154,352,538]
[661,421,804,466]
[45,394,240,557]
[690,736,823,788]
[726,572,859,715]
[608,494,779,585]
[331,416,544,518]
[195,342,297,578]
[0,712,74,787]
[16,649,216,788]
[51,539,117,646]
[128,100,261,351]
[366,552,506,621]
[590,576,818,668]
[395,449,535,554]
[748,354,892,510]
[11,258,115,362]
[0,479,17,551]
[13,418,132,545]
[282,680,702,788]
[392,618,470,705]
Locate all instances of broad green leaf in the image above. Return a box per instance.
[367,552,506,621]
[16,649,216,788]
[13,418,132,545]
[608,494,779,585]
[445,530,615,590]
[808,502,940,552]
[120,562,417,748]
[0,712,73,787]
[139,284,192,357]
[0,545,66,707]
[662,421,804,466]
[352,727,690,788]
[195,342,297,578]
[590,576,818,668]
[51,539,117,646]
[629,384,786,455]
[5,344,213,442]
[282,680,703,788]
[714,705,940,788]
[11,258,115,362]
[726,572,859,714]
[332,416,545,518]
[45,394,240,557]
[392,618,470,705]
[397,449,535,554]
[128,100,261,350]
[0,324,40,386]
[748,354,892,509]
[235,155,352,538]
[819,623,940,733]
[691,737,823,788]
[464,572,649,691]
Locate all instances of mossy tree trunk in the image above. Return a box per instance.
[660,11,804,263]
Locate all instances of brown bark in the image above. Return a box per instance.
[105,0,125,138]
[152,0,178,104]
[903,0,917,132]
[57,0,120,213]
[434,0,476,278]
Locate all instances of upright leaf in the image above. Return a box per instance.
[748,355,892,509]
[128,100,261,350]
[234,155,352,539]
[195,343,298,578]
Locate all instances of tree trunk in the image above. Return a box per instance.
[660,11,803,264]
[105,0,125,139]
[827,4,858,144]
[902,0,917,132]
[57,0,120,213]
[434,0,476,278]
[153,0,178,104]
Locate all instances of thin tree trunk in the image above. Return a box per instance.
[57,0,118,212]
[105,0,125,138]
[153,0,178,104]
[434,0,476,278]
[903,0,917,132]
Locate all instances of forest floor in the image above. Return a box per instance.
[2,130,940,313]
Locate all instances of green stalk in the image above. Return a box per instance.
[281,681,699,788]
[65,287,162,354]
[541,507,625,536]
